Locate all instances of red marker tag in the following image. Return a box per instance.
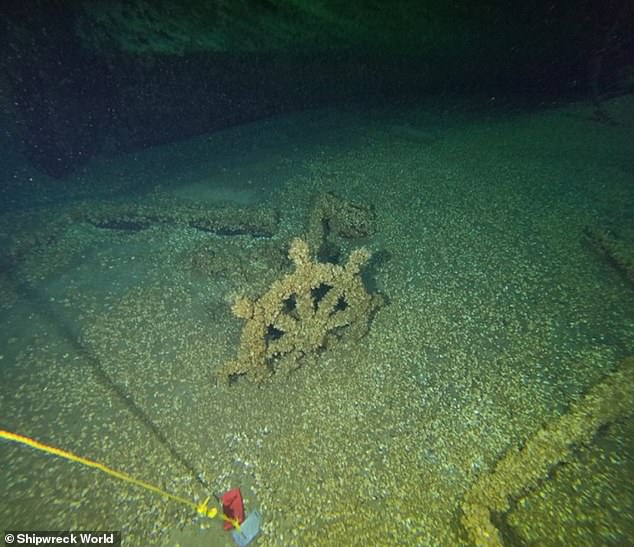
[222,487,245,531]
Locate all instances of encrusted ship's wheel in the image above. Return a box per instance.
[221,238,383,384]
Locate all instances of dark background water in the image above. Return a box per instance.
[1,0,632,179]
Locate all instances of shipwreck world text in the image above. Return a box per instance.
[4,532,121,546]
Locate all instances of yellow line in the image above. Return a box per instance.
[0,428,218,519]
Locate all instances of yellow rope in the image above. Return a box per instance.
[0,428,223,521]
